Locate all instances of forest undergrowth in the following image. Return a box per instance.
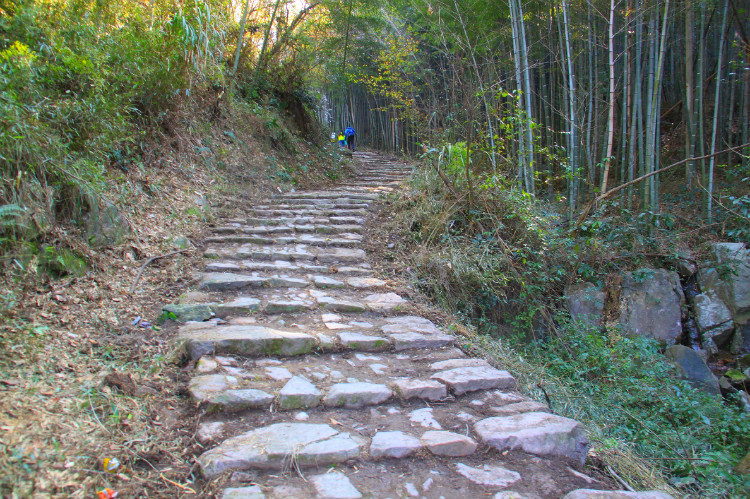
[369,158,750,498]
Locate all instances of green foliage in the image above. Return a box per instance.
[519,325,750,497]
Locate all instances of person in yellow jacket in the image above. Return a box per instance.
[337,131,346,147]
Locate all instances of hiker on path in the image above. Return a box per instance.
[337,131,346,147]
[345,126,356,151]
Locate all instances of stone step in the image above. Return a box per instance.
[243,216,365,226]
[203,259,371,276]
[196,272,389,295]
[204,233,362,248]
[188,349,519,415]
[272,189,380,203]
[199,288,408,315]
[204,244,367,264]
[251,208,368,218]
[179,315,453,360]
[212,223,362,236]
[196,405,586,480]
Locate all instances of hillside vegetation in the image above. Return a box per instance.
[1,0,750,498]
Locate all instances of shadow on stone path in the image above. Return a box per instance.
[170,152,672,499]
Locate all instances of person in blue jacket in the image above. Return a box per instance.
[344,126,356,151]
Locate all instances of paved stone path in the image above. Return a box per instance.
[170,152,671,499]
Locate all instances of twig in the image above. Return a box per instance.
[607,465,635,492]
[88,391,111,434]
[159,473,196,494]
[129,249,192,294]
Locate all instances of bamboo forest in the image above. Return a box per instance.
[1,0,749,498]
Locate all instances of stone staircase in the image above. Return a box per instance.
[171,152,668,499]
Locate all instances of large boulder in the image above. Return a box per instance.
[85,200,129,247]
[564,282,605,328]
[698,243,750,325]
[664,345,720,395]
[618,269,685,344]
[692,290,735,352]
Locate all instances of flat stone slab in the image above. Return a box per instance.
[364,292,408,311]
[317,248,367,263]
[264,299,313,314]
[381,316,443,335]
[409,407,442,429]
[222,485,266,498]
[198,423,363,477]
[490,401,550,416]
[197,421,225,444]
[189,374,238,401]
[387,332,454,351]
[347,277,387,289]
[311,471,362,499]
[391,379,447,401]
[337,332,391,351]
[206,389,274,412]
[199,273,268,291]
[316,296,367,313]
[163,303,214,322]
[279,376,322,410]
[455,463,522,489]
[370,431,422,459]
[180,325,318,359]
[430,358,492,370]
[421,430,477,456]
[214,297,261,316]
[323,382,393,408]
[313,276,346,288]
[431,366,516,395]
[474,412,589,464]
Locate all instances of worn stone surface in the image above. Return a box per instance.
[700,243,750,323]
[189,374,238,402]
[491,401,550,416]
[618,269,685,344]
[693,290,735,348]
[455,463,522,489]
[278,376,322,409]
[364,292,408,311]
[337,332,391,351]
[565,282,605,328]
[313,276,346,288]
[214,297,262,316]
[196,357,219,374]
[347,277,387,289]
[475,412,589,464]
[370,431,423,459]
[562,491,674,499]
[431,366,516,395]
[421,431,477,456]
[664,345,720,395]
[199,273,268,291]
[163,303,214,322]
[206,389,274,412]
[316,296,367,313]
[197,421,225,444]
[198,423,362,477]
[391,378,447,401]
[222,486,266,499]
[323,382,393,408]
[429,358,491,370]
[180,325,317,359]
[388,332,454,351]
[409,407,442,429]
[310,471,362,499]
